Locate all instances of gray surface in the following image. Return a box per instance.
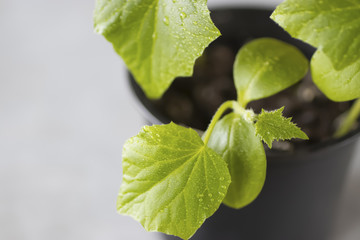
[0,0,359,239]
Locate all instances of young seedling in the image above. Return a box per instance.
[116,38,308,239]
[94,0,360,239]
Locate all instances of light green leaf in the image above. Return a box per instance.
[94,0,220,99]
[255,107,308,148]
[271,0,360,101]
[311,50,360,101]
[234,38,309,106]
[271,0,360,70]
[206,113,266,209]
[118,122,231,240]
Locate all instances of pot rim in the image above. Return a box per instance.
[127,73,360,162]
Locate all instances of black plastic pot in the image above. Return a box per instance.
[127,8,360,240]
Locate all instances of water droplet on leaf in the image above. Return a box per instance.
[163,16,169,25]
[180,12,187,20]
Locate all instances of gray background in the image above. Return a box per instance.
[0,0,359,239]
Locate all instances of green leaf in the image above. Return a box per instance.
[94,0,220,99]
[233,38,309,106]
[206,113,266,209]
[255,107,308,148]
[271,0,360,101]
[118,123,231,239]
[271,0,360,70]
[311,50,360,101]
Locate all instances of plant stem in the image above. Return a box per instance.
[203,101,237,146]
[237,92,248,109]
[334,98,360,138]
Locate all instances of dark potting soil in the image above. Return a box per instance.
[136,9,355,151]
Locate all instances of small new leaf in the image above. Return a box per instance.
[118,123,231,240]
[94,0,220,99]
[255,107,308,148]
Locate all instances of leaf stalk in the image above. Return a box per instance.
[203,101,243,145]
[334,98,360,138]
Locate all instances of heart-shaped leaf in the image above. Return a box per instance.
[271,0,360,101]
[271,0,360,70]
[94,0,220,98]
[118,123,231,239]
